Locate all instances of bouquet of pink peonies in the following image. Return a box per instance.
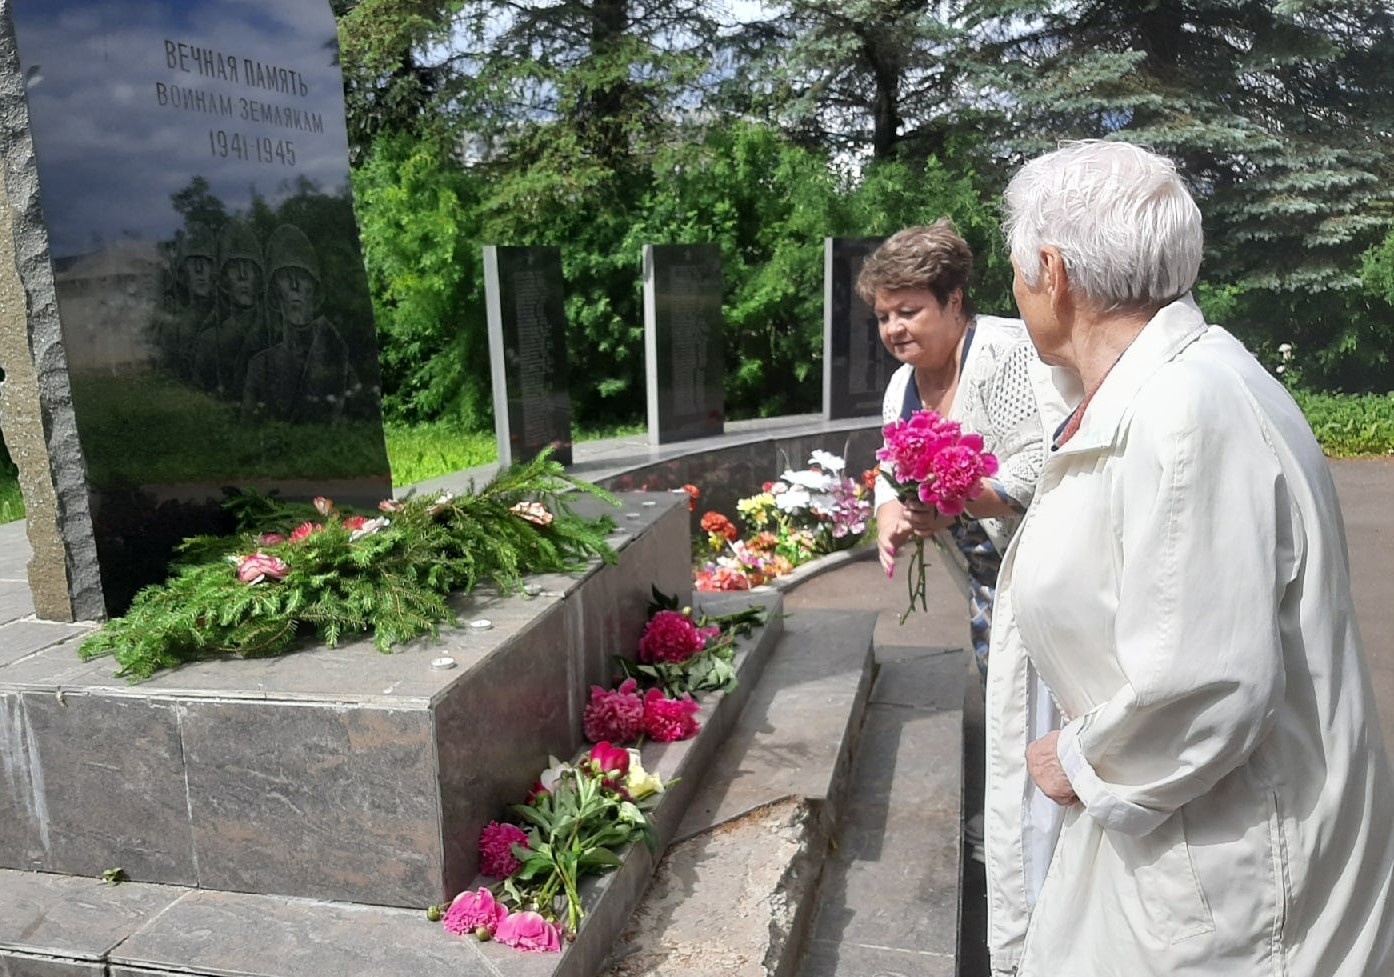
[876,409,999,623]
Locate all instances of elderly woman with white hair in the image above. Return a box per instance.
[985,139,1394,976]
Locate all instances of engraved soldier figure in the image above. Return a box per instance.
[241,224,360,423]
[154,221,218,382]
[194,220,265,398]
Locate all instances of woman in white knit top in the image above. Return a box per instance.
[859,221,1071,674]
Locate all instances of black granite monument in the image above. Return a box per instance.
[823,236,896,420]
[483,245,573,466]
[0,0,391,618]
[643,243,724,445]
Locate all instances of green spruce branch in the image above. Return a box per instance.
[80,451,618,681]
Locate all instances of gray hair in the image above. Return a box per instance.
[1003,140,1203,312]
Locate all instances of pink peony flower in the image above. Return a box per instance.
[235,552,288,584]
[643,688,701,742]
[638,610,706,665]
[343,515,368,531]
[583,678,645,743]
[289,521,322,544]
[494,910,562,953]
[478,821,529,878]
[258,533,286,546]
[443,887,508,937]
[588,741,631,779]
[378,498,405,513]
[312,496,335,516]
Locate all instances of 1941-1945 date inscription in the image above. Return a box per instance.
[208,129,296,166]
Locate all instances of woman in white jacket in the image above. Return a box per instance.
[987,139,1394,975]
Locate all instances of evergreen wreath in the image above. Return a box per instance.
[80,451,619,681]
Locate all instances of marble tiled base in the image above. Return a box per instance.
[0,586,787,977]
[0,492,693,908]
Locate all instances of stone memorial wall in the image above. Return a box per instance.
[484,245,573,466]
[823,236,896,420]
[0,0,391,617]
[643,244,724,445]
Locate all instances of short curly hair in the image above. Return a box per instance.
[855,219,976,317]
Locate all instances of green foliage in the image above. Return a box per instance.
[962,0,1394,380]
[332,0,465,157]
[726,0,964,162]
[383,422,496,486]
[843,156,1015,315]
[78,451,618,680]
[1291,390,1394,458]
[0,478,20,525]
[353,134,490,427]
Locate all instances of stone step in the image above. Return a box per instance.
[0,588,787,977]
[596,606,879,977]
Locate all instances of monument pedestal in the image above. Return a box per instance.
[0,492,704,908]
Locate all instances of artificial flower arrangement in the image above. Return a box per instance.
[876,409,999,622]
[436,587,767,952]
[694,449,874,592]
[79,450,618,680]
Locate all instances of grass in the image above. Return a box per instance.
[0,398,1389,527]
[383,422,497,486]
[1292,391,1394,458]
[0,477,21,525]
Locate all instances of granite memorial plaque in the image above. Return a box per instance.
[643,244,724,445]
[823,236,896,420]
[483,246,573,467]
[0,0,392,618]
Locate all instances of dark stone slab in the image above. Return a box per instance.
[182,700,440,905]
[0,869,182,963]
[0,690,196,883]
[484,246,573,466]
[2,0,392,618]
[643,245,724,444]
[823,237,897,421]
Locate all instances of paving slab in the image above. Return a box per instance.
[0,870,183,966]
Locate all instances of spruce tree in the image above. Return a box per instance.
[966,0,1394,295]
